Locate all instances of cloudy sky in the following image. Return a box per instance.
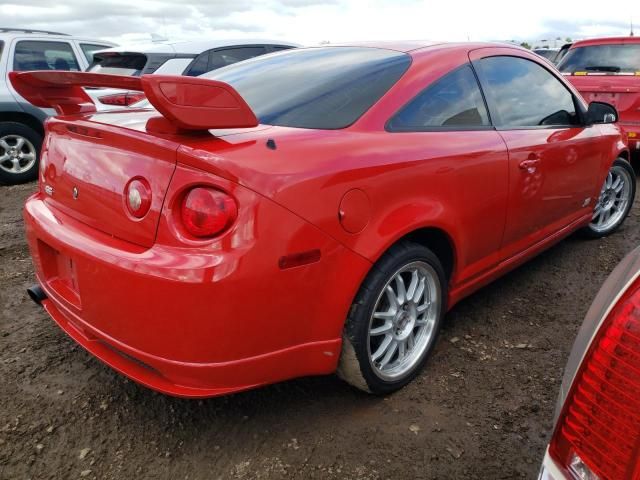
[1,0,637,47]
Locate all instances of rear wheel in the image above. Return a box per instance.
[0,122,42,185]
[583,158,636,238]
[337,241,446,394]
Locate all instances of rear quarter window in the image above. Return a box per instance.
[80,43,112,64]
[204,47,411,129]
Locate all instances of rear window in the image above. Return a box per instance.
[202,47,411,129]
[533,49,557,61]
[558,44,640,74]
[88,53,147,76]
[80,43,111,64]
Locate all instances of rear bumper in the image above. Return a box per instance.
[25,191,370,397]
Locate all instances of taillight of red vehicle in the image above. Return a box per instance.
[549,282,640,480]
[180,187,237,238]
[98,91,146,106]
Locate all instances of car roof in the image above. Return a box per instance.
[96,39,301,55]
[327,40,529,54]
[571,36,640,48]
[0,28,115,45]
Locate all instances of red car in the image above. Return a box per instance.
[558,36,640,160]
[13,42,636,398]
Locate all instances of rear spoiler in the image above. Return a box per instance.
[9,71,259,132]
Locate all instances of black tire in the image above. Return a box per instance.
[0,121,42,185]
[337,241,447,394]
[582,158,636,238]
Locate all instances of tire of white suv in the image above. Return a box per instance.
[0,122,42,185]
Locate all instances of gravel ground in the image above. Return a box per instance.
[1,177,639,480]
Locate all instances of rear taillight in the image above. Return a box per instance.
[180,187,237,238]
[549,284,640,480]
[124,178,152,218]
[98,91,146,106]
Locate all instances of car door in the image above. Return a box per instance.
[386,63,509,283]
[470,48,602,258]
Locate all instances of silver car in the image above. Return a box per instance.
[539,245,640,480]
[0,28,115,185]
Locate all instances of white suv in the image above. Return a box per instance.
[85,39,299,109]
[0,28,115,184]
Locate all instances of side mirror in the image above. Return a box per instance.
[587,101,618,125]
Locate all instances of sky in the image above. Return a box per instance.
[1,0,637,47]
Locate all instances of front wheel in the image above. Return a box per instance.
[337,242,446,394]
[583,158,636,238]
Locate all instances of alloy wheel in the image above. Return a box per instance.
[0,135,37,175]
[590,164,633,233]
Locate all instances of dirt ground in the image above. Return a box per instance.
[1,178,639,480]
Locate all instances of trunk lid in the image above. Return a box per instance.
[40,115,178,248]
[566,75,640,124]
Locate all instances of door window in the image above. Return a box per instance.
[14,41,80,71]
[387,65,490,131]
[477,56,579,128]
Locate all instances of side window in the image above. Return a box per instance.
[271,45,293,52]
[477,56,579,128]
[185,52,209,77]
[387,65,490,131]
[80,43,111,64]
[208,47,268,71]
[13,41,80,71]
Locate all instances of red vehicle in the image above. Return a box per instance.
[14,42,636,398]
[558,36,640,160]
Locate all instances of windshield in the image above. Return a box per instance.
[88,53,147,76]
[199,47,411,129]
[558,44,640,74]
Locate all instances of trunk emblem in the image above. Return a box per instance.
[72,186,79,200]
[44,185,54,196]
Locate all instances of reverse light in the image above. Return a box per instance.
[181,187,237,238]
[549,283,640,480]
[98,91,146,106]
[124,178,151,218]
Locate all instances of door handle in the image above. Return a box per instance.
[519,158,541,170]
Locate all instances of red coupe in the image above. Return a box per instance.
[13,42,636,397]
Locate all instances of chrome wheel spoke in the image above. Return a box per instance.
[0,139,10,151]
[371,335,393,362]
[370,321,393,336]
[395,275,407,305]
[379,340,398,368]
[406,270,419,301]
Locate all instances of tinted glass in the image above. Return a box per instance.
[203,47,411,129]
[208,47,267,71]
[87,54,147,76]
[558,44,640,73]
[388,65,489,131]
[185,52,209,76]
[80,43,110,64]
[478,56,578,127]
[14,41,80,71]
[533,49,557,61]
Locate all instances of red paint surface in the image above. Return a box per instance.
[22,43,629,396]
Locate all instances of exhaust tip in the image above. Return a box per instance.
[27,284,47,306]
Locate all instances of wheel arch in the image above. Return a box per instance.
[372,226,457,283]
[0,111,45,137]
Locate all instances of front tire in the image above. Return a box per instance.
[0,122,42,185]
[583,158,636,238]
[337,241,447,394]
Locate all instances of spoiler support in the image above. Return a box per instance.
[9,71,259,132]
